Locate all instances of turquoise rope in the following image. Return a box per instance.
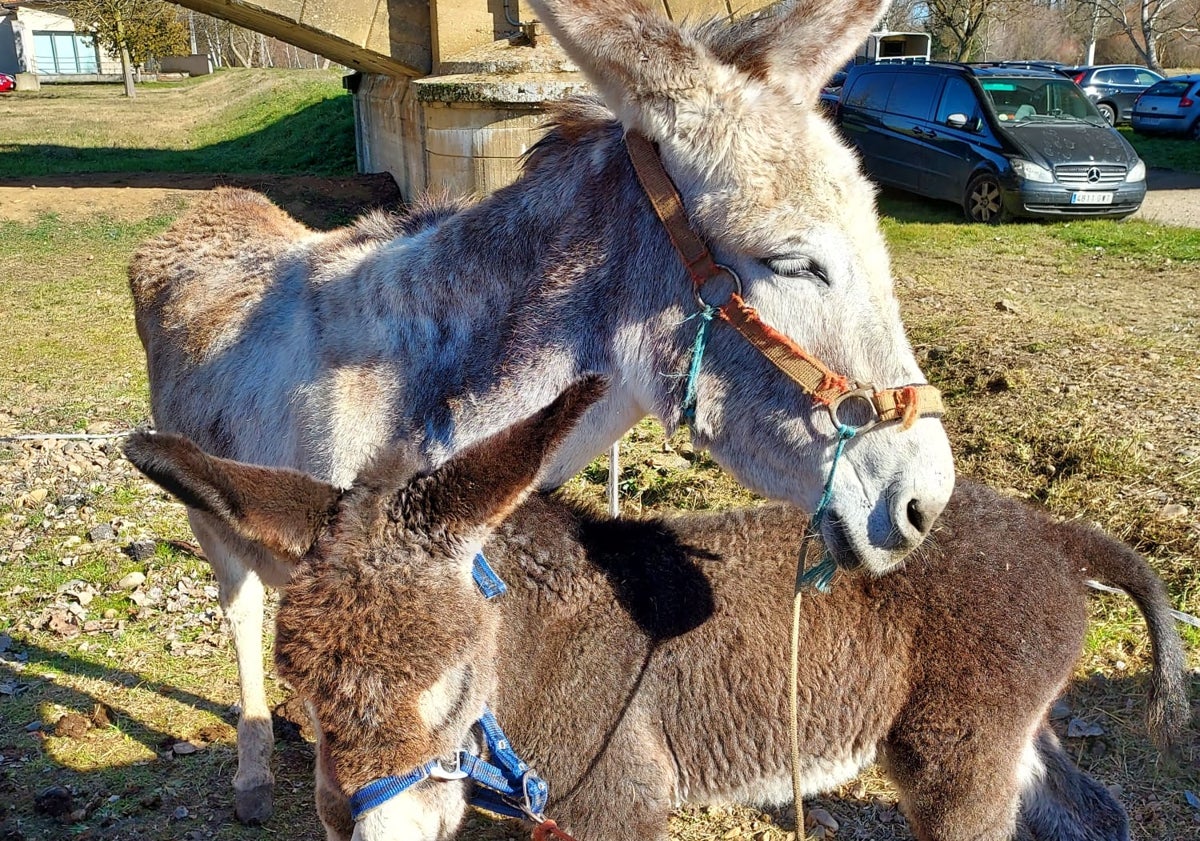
[681,305,717,424]
[798,424,857,593]
[677,302,855,593]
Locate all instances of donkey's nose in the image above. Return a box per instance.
[893,489,946,549]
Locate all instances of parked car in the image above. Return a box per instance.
[1131,75,1200,139]
[836,62,1147,223]
[1066,65,1164,125]
[0,73,15,93]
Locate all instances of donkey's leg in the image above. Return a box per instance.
[1017,726,1129,841]
[189,511,277,824]
[311,705,354,841]
[883,727,1032,841]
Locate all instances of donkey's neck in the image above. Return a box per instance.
[346,117,674,485]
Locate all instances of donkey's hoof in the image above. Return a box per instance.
[235,785,274,825]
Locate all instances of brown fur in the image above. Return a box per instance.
[126,407,1188,841]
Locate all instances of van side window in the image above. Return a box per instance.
[885,74,941,119]
[844,73,895,111]
[936,77,980,128]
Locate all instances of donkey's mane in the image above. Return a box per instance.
[522,96,622,174]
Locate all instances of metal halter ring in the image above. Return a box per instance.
[695,265,743,309]
[827,386,882,435]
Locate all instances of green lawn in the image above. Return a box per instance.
[1122,126,1200,175]
[0,68,356,177]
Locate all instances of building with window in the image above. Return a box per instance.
[0,2,122,79]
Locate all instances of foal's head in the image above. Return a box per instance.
[124,378,606,840]
[528,0,955,575]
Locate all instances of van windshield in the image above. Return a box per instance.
[979,77,1107,126]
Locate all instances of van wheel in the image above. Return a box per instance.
[964,173,1007,224]
[1097,102,1117,125]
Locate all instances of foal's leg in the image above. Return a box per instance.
[1017,726,1129,841]
[883,725,1033,841]
[189,511,277,824]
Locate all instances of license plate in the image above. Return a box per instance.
[1071,192,1114,205]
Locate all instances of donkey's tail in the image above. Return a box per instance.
[1068,520,1190,754]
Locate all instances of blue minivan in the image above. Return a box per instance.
[835,63,1147,222]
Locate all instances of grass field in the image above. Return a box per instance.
[0,69,356,177]
[0,71,1198,841]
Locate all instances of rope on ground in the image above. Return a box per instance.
[1085,579,1200,628]
[0,430,135,444]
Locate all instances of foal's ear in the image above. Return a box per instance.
[123,432,341,559]
[528,0,713,131]
[418,376,607,532]
[708,0,892,106]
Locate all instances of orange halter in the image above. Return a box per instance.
[624,131,943,433]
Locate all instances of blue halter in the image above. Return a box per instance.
[348,553,550,822]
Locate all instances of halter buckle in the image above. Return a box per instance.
[827,386,881,434]
[429,750,469,781]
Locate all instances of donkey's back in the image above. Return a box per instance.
[483,480,1187,841]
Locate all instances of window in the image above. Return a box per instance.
[1134,70,1162,86]
[935,77,980,126]
[885,74,941,119]
[1090,70,1116,85]
[32,31,100,74]
[844,73,895,111]
[1143,80,1189,98]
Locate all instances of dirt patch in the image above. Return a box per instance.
[1131,167,1200,227]
[0,173,403,230]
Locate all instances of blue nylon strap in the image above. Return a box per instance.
[349,762,435,819]
[472,551,508,599]
[348,707,550,822]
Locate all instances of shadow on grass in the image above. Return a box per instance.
[0,637,320,838]
[0,97,356,180]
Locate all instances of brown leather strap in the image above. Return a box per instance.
[625,132,722,289]
[623,131,944,429]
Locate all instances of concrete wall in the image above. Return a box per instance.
[158,54,214,76]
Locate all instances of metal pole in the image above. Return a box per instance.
[607,441,620,518]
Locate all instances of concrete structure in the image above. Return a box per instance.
[169,0,774,199]
[0,3,122,78]
[159,53,214,76]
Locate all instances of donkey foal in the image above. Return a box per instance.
[126,413,1189,841]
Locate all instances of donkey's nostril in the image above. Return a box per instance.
[906,497,935,537]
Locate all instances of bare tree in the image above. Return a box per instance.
[921,0,1022,61]
[1091,0,1200,72]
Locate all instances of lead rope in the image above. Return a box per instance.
[789,424,856,839]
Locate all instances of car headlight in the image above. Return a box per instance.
[1127,159,1146,182]
[1010,158,1054,184]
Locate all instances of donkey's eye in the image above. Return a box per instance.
[764,256,829,286]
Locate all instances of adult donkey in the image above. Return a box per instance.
[128,0,954,824]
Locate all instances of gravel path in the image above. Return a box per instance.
[1131,167,1200,228]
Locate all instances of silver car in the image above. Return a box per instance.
[1131,75,1200,139]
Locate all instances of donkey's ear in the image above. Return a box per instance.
[528,0,713,132]
[123,431,341,560]
[418,376,607,532]
[704,0,891,106]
